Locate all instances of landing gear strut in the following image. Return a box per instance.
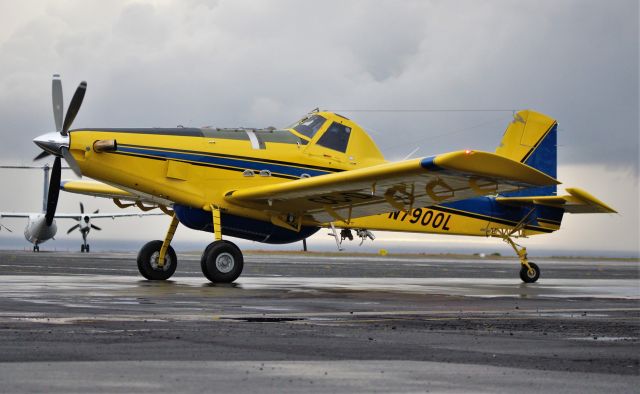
[504,237,540,283]
[200,205,244,283]
[136,213,179,280]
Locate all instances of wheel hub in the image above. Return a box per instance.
[150,251,171,271]
[215,252,234,273]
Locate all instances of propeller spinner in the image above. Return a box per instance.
[33,75,87,226]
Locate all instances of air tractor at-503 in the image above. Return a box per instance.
[33,76,615,283]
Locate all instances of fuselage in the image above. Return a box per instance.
[24,214,57,245]
[64,111,561,243]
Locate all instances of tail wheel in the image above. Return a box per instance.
[137,240,177,280]
[520,262,540,283]
[201,240,244,283]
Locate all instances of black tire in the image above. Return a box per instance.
[201,241,243,283]
[520,262,540,283]
[81,245,85,253]
[137,240,177,280]
[86,244,90,253]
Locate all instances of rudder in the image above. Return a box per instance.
[496,110,557,197]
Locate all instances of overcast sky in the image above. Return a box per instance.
[0,0,637,256]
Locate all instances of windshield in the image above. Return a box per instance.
[291,115,327,139]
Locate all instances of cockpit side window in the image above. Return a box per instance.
[292,115,326,139]
[317,122,351,153]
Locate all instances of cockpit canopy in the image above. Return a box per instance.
[290,114,353,153]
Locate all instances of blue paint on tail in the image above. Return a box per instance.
[504,124,557,197]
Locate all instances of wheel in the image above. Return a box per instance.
[33,245,39,252]
[137,240,177,280]
[86,244,90,253]
[201,240,244,283]
[81,245,85,253]
[520,262,540,283]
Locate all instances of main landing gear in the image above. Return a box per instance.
[136,206,244,283]
[33,245,39,252]
[81,244,90,253]
[503,236,540,283]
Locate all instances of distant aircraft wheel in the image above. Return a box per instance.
[33,245,39,252]
[520,262,540,283]
[86,244,90,253]
[81,245,85,253]
[201,240,243,283]
[137,240,177,280]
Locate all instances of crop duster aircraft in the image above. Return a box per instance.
[32,76,615,283]
[0,164,162,252]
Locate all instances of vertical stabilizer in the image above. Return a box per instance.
[496,110,557,196]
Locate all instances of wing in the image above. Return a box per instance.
[89,212,165,219]
[52,212,165,219]
[496,187,616,213]
[225,150,560,224]
[60,180,173,207]
[0,213,34,218]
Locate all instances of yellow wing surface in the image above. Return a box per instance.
[60,180,174,208]
[225,150,560,224]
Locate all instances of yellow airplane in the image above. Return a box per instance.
[33,76,616,284]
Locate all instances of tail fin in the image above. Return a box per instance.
[496,110,557,197]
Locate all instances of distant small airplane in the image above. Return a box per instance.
[0,165,163,252]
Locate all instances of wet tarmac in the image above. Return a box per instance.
[0,250,638,393]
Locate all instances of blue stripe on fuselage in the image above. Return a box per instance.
[116,146,332,178]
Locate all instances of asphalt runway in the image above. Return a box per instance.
[0,250,638,393]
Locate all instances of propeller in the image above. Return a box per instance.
[80,202,84,214]
[34,75,87,227]
[91,224,102,231]
[0,223,13,233]
[67,224,80,234]
[44,157,61,226]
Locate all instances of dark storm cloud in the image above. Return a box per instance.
[0,0,637,171]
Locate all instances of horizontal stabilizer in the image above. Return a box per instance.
[496,187,616,214]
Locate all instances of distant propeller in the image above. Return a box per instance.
[93,209,99,214]
[34,75,88,227]
[90,224,102,231]
[80,202,84,214]
[0,223,13,232]
[67,224,80,234]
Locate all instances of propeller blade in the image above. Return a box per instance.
[0,224,13,233]
[61,81,87,135]
[90,224,101,231]
[93,209,99,214]
[33,151,51,161]
[80,202,84,214]
[52,74,63,133]
[45,156,61,226]
[61,147,82,177]
[67,224,80,234]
